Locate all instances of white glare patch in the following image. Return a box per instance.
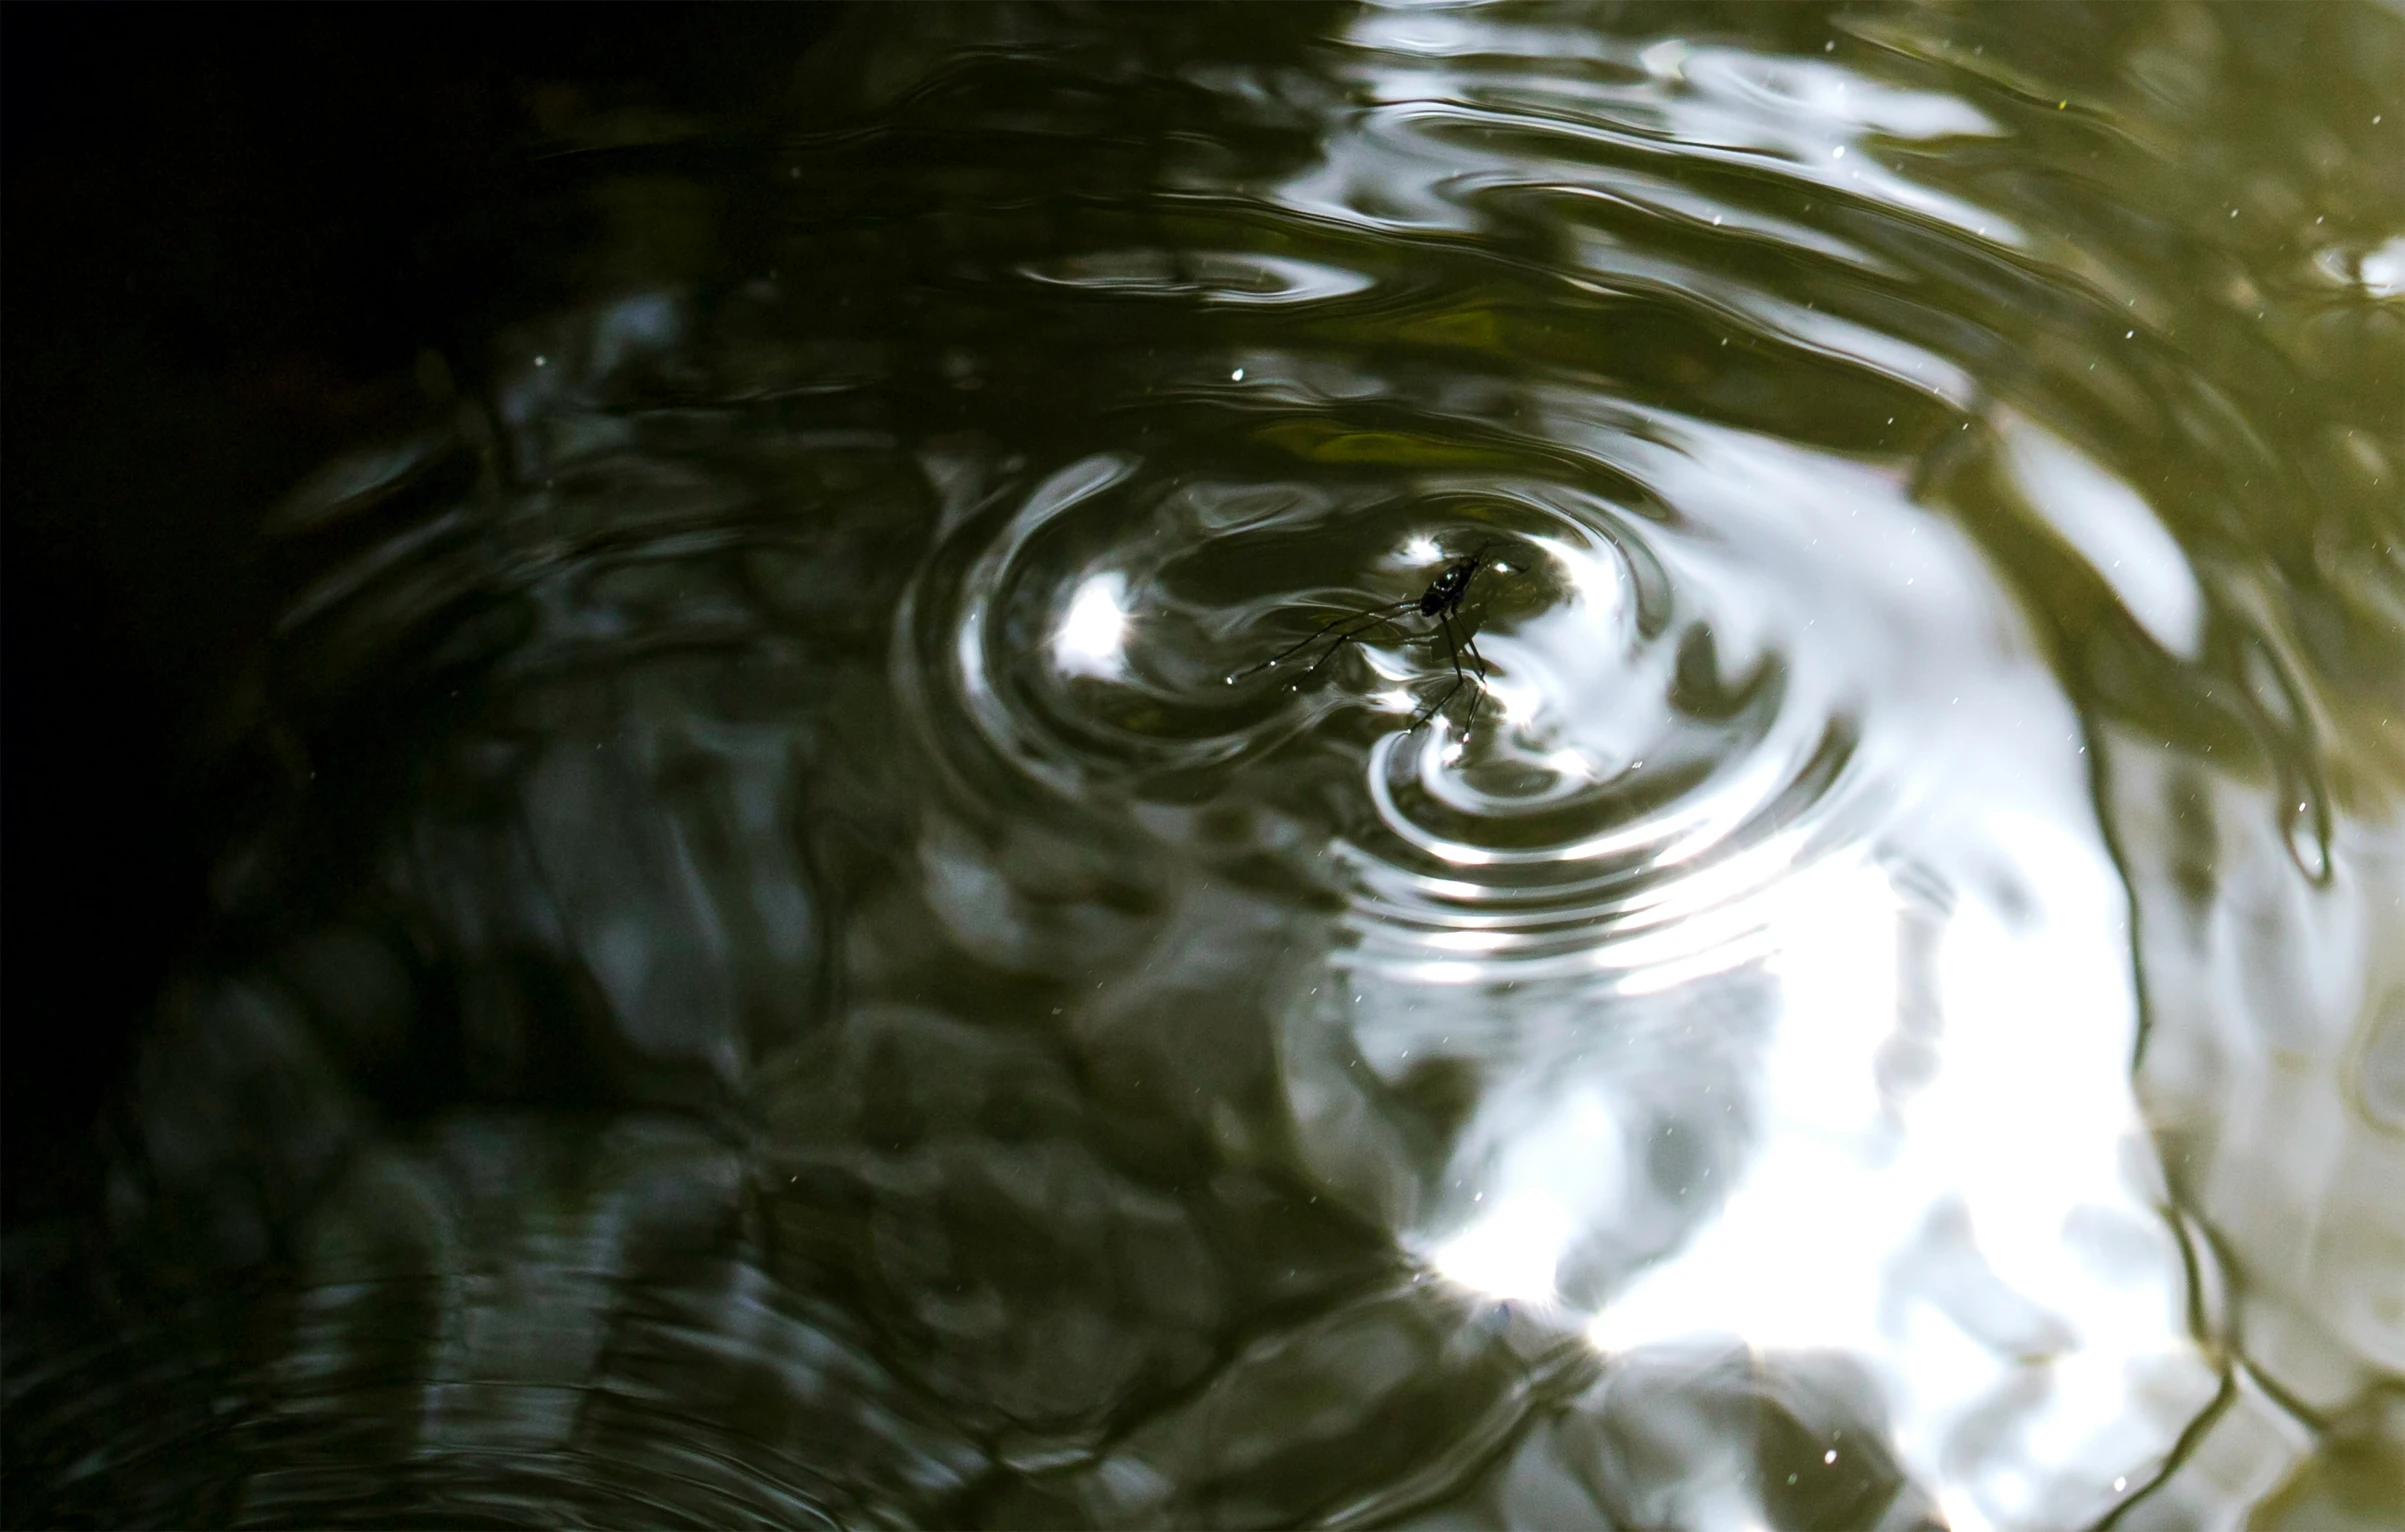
[1998,412,2202,659]
[1411,960,1485,985]
[1430,1193,1574,1301]
[1379,687,1419,712]
[2360,235,2405,299]
[1055,573,1131,678]
[1405,534,1443,564]
[1530,534,1622,617]
[1426,927,1513,953]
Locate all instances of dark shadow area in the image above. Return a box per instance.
[2,2,843,1226]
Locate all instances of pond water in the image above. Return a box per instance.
[6,4,2401,1528]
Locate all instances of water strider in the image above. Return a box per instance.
[1230,540,1509,731]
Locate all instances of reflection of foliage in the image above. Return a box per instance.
[1258,419,1524,468]
[1845,5,2405,815]
[2250,1388,2405,1532]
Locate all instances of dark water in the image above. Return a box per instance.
[6,4,2402,1528]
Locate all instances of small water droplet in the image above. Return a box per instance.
[1232,367,1245,381]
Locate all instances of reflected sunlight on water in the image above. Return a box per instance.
[6,3,2401,1529]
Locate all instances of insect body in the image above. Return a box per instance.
[1232,540,1499,731]
[1417,549,1485,616]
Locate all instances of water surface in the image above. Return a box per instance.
[6,5,2402,1529]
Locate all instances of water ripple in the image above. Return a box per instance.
[12,4,2403,1529]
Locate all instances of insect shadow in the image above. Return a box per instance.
[1230,540,1510,731]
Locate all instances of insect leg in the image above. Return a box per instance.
[1304,604,1417,674]
[1409,613,1470,732]
[1461,627,1492,728]
[1230,600,1413,681]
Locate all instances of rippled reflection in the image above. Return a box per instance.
[8,3,2402,1529]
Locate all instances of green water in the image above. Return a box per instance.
[6,4,2401,1528]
